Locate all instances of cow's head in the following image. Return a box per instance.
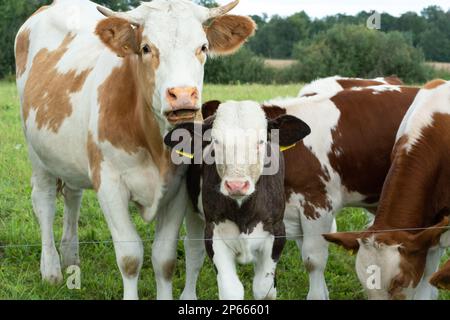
[95,0,255,127]
[164,101,310,203]
[324,217,450,300]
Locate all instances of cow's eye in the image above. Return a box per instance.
[201,44,209,53]
[142,44,151,55]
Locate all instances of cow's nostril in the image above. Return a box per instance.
[167,89,177,100]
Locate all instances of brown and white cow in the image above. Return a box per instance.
[324,80,450,300]
[179,82,419,300]
[15,0,255,300]
[298,76,404,98]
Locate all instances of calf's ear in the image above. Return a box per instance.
[202,100,221,119]
[323,232,361,252]
[429,260,450,290]
[164,122,198,149]
[268,115,311,147]
[96,17,142,57]
[205,15,256,55]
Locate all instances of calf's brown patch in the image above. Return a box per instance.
[121,256,140,278]
[22,34,92,132]
[87,132,104,191]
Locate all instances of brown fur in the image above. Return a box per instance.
[87,132,104,191]
[206,15,256,55]
[121,256,140,278]
[423,79,446,90]
[328,87,419,198]
[336,77,403,89]
[15,28,31,78]
[95,17,143,57]
[97,55,170,178]
[430,260,450,290]
[163,260,176,281]
[22,34,92,132]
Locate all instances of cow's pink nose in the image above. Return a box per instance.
[166,87,199,110]
[225,181,250,195]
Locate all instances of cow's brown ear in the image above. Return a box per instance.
[205,15,256,55]
[323,232,361,252]
[96,17,142,57]
[430,260,450,290]
[411,217,449,249]
[202,100,221,119]
[268,115,311,147]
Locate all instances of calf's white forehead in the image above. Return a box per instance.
[213,101,268,134]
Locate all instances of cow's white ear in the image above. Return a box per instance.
[441,230,450,247]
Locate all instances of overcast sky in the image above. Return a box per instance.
[218,0,450,18]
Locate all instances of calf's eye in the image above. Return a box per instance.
[142,44,151,55]
[201,44,209,53]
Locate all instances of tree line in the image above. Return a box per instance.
[0,0,449,83]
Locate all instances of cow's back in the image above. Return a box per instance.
[15,0,108,188]
[277,86,419,214]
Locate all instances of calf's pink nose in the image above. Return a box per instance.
[225,181,250,195]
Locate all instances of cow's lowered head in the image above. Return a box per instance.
[164,101,311,203]
[95,0,256,126]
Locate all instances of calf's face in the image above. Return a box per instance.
[164,100,311,202]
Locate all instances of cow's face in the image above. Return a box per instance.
[164,100,311,203]
[324,217,449,300]
[96,0,255,127]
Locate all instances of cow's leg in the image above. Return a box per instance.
[414,246,442,300]
[300,209,334,300]
[31,166,63,284]
[253,236,284,300]
[152,181,188,300]
[213,240,244,300]
[60,185,83,269]
[180,206,206,300]
[97,172,143,300]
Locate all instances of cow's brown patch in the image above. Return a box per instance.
[121,256,140,278]
[15,28,31,78]
[97,53,170,177]
[206,15,256,55]
[430,260,450,290]
[423,79,446,90]
[163,260,176,280]
[87,132,104,191]
[328,87,419,198]
[22,34,92,132]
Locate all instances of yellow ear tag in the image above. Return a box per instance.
[280,144,296,152]
[175,150,194,159]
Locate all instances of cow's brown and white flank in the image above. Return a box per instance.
[324,80,450,300]
[180,82,419,300]
[15,0,255,300]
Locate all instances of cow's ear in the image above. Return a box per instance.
[96,17,142,57]
[412,217,450,249]
[323,232,361,252]
[429,260,450,290]
[205,15,256,55]
[268,115,311,147]
[202,100,221,119]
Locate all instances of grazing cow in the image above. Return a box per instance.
[430,260,450,290]
[15,0,255,300]
[164,101,311,299]
[324,80,450,300]
[180,82,420,300]
[298,76,404,98]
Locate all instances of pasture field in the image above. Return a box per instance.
[0,80,448,300]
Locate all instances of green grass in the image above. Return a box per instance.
[0,81,448,300]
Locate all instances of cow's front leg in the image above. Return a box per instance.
[152,180,188,300]
[253,234,284,300]
[300,209,334,300]
[180,205,206,300]
[97,171,143,300]
[414,246,442,300]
